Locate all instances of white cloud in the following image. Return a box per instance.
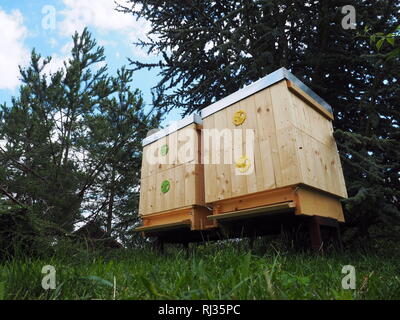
[0,8,29,90]
[48,37,58,48]
[59,0,152,57]
[44,54,69,75]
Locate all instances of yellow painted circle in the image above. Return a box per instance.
[235,156,251,173]
[233,110,247,126]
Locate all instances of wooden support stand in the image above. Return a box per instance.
[136,185,344,252]
[136,205,216,238]
[308,216,343,252]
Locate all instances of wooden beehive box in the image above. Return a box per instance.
[201,68,348,223]
[137,114,214,233]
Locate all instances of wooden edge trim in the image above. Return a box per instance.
[135,220,191,232]
[209,186,298,215]
[286,80,334,121]
[297,183,346,200]
[208,202,296,221]
[139,205,194,219]
[207,185,296,207]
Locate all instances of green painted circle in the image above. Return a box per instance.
[161,180,170,194]
[160,144,169,156]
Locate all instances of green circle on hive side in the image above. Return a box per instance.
[161,180,170,194]
[160,144,169,156]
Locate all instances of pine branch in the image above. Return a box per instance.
[0,185,26,208]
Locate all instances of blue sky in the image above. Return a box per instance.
[0,0,181,125]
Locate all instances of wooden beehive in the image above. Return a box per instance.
[201,68,347,223]
[137,114,215,234]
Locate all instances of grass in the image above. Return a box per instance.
[0,240,399,300]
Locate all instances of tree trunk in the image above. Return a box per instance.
[106,167,116,236]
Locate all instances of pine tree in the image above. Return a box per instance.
[0,29,161,250]
[119,0,400,241]
[83,67,160,245]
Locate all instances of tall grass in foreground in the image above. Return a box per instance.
[0,241,399,300]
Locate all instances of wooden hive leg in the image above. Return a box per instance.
[308,216,323,252]
[153,238,165,254]
[182,242,190,258]
[330,221,343,253]
[336,225,344,253]
[248,230,257,251]
[249,236,255,251]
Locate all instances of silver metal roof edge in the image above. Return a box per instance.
[201,67,333,119]
[281,68,333,114]
[142,113,203,147]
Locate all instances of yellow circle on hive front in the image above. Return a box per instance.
[233,110,247,126]
[235,156,251,173]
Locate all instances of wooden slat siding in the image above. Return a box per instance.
[202,114,218,203]
[141,146,149,179]
[166,164,175,210]
[184,163,195,206]
[194,164,206,205]
[215,108,232,201]
[248,94,265,192]
[174,164,185,209]
[286,80,334,121]
[138,177,146,215]
[270,81,295,130]
[157,136,168,173]
[295,127,347,198]
[141,141,159,178]
[140,123,200,180]
[166,130,178,170]
[270,81,303,187]
[153,170,162,213]
[147,174,157,214]
[227,102,248,198]
[177,125,197,165]
[203,86,283,204]
[290,91,335,147]
[221,109,233,201]
[139,122,206,216]
[285,78,347,198]
[253,88,278,189]
[335,146,348,198]
[147,142,157,177]
[240,95,259,195]
[285,81,348,199]
[156,169,169,213]
[183,163,206,206]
